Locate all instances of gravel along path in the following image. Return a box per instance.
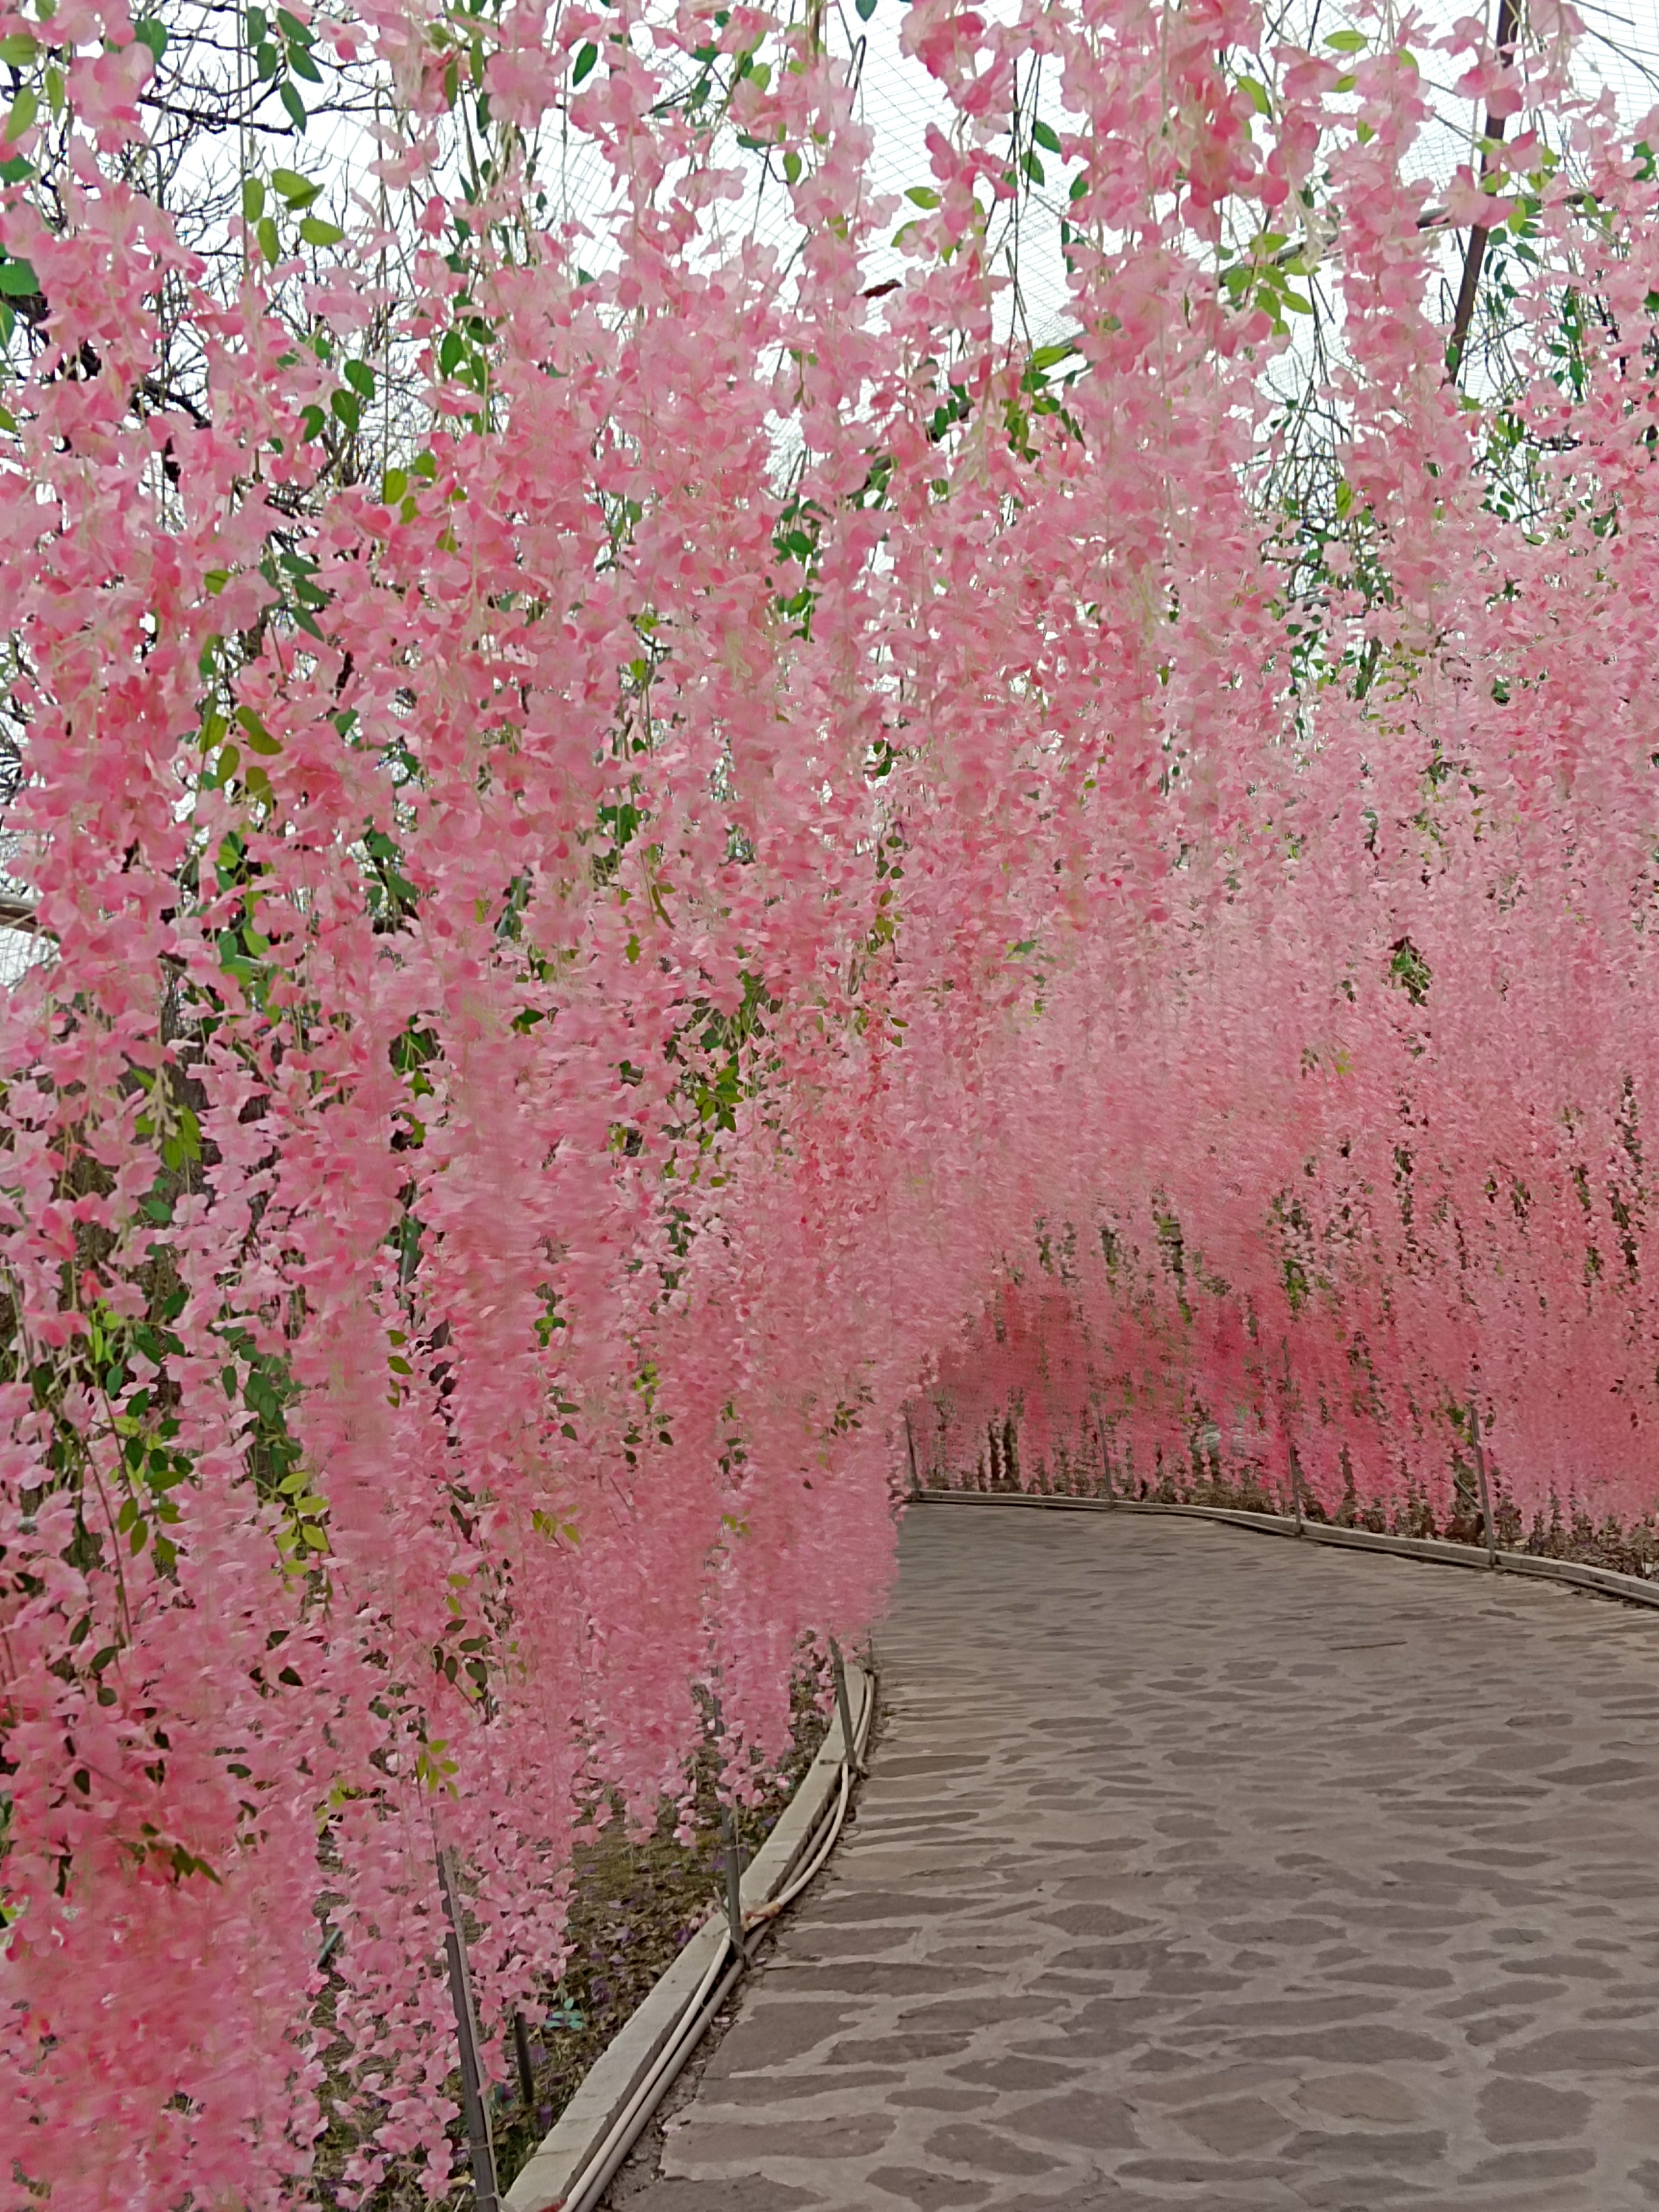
[607,1503,1659,2210]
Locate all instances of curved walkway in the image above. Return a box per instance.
[614,1504,1659,2210]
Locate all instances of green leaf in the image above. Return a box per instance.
[275,8,314,44]
[781,148,801,185]
[1068,172,1089,202]
[330,386,360,432]
[0,33,38,65]
[298,401,325,441]
[381,466,408,504]
[133,18,167,61]
[571,40,597,84]
[4,89,37,143]
[299,213,344,247]
[905,185,939,208]
[236,705,282,756]
[271,164,319,207]
[1323,27,1366,50]
[1022,147,1045,186]
[245,7,268,40]
[0,256,37,295]
[256,215,280,264]
[1237,72,1271,115]
[1032,118,1061,154]
[854,0,877,16]
[279,78,307,132]
[287,42,322,82]
[343,357,374,399]
[241,176,266,221]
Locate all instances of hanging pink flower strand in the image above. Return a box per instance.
[0,0,1655,2200]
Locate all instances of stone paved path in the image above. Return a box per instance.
[613,1503,1659,2210]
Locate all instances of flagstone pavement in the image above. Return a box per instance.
[608,1502,1659,2210]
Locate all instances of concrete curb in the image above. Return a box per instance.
[503,1662,873,2212]
[913,1487,1659,1613]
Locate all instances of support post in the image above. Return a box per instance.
[436,1848,499,2212]
[706,1683,746,1957]
[1470,1394,1499,1568]
[717,1802,745,1950]
[1282,1341,1304,1536]
[829,1636,863,1776]
[903,1405,922,1501]
[512,2010,536,2109]
[1097,1407,1115,1504]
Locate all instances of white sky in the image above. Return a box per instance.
[529,0,1659,371]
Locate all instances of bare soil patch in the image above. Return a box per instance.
[312,1666,834,2209]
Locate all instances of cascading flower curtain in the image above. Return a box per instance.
[3,0,1659,2200]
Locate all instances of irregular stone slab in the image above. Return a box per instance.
[864,2166,994,2208]
[605,1509,1659,2209]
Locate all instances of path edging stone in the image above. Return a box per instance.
[914,1487,1659,1611]
[503,1661,872,2212]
